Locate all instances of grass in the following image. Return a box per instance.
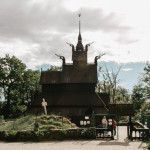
[0,114,76,131]
[148,141,150,149]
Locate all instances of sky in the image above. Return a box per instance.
[0,0,150,91]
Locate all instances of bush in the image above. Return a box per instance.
[81,128,96,139]
[0,115,4,123]
[0,128,97,141]
[0,131,17,141]
[6,131,17,141]
[148,141,150,149]
[59,129,67,140]
[0,131,8,140]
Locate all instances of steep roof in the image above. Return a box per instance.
[40,64,97,84]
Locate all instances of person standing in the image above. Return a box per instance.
[113,118,117,136]
[102,116,108,128]
[102,116,108,136]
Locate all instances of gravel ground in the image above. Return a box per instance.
[0,126,148,150]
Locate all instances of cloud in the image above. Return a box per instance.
[0,0,131,41]
[122,68,133,72]
[0,0,145,69]
[116,33,139,45]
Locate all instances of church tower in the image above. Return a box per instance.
[72,14,87,67]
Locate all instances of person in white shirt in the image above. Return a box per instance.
[102,116,108,128]
[102,116,108,135]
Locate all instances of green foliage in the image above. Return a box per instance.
[0,54,26,118]
[115,86,131,104]
[0,130,17,141]
[148,141,150,150]
[132,84,146,112]
[132,63,150,121]
[0,115,35,131]
[141,103,150,115]
[0,128,96,142]
[81,128,96,138]
[48,65,62,71]
[0,54,41,118]
[0,88,2,101]
[38,114,73,130]
[142,63,150,99]
[58,129,67,140]
[96,66,131,104]
[0,116,97,141]
[0,114,74,131]
[134,102,150,121]
[0,115,4,123]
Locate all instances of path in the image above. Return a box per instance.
[0,126,148,150]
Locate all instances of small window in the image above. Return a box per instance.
[108,119,112,125]
[85,116,89,120]
[80,121,84,125]
[87,121,91,125]
[84,121,87,125]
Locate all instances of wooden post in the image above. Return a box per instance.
[129,116,132,140]
[127,124,129,138]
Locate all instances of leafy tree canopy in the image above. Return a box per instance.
[0,54,41,118]
[131,62,150,120]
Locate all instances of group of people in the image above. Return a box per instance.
[102,116,117,136]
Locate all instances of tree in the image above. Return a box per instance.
[0,54,41,118]
[96,66,122,103]
[0,54,26,118]
[19,69,41,107]
[142,63,150,99]
[131,63,150,120]
[115,86,131,104]
[48,65,62,71]
[0,88,2,115]
[131,83,146,113]
[0,88,2,101]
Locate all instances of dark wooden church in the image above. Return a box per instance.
[30,16,134,126]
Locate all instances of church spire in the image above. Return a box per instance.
[79,13,81,34]
[76,14,84,51]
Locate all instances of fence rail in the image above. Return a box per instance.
[129,121,149,140]
[95,127,114,139]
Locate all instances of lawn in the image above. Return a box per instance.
[0,114,76,131]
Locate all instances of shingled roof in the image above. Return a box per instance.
[40,64,97,84]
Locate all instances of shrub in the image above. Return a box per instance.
[6,131,17,141]
[59,129,67,140]
[0,115,4,123]
[148,141,150,149]
[81,128,96,139]
[0,131,8,140]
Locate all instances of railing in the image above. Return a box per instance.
[130,121,149,140]
[95,126,114,139]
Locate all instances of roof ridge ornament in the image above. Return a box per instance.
[66,42,74,51]
[94,53,106,65]
[85,42,94,51]
[55,53,65,66]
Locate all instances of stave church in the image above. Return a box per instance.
[30,15,134,126]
